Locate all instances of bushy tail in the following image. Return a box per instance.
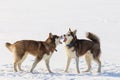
[86,32,100,45]
[86,32,101,58]
[6,42,12,52]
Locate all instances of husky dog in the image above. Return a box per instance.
[6,33,62,73]
[63,29,101,73]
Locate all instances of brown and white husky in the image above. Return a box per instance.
[6,33,62,73]
[63,29,101,73]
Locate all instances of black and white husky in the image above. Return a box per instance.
[63,29,101,73]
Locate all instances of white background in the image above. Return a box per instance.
[0,0,120,80]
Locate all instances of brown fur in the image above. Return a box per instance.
[6,33,61,73]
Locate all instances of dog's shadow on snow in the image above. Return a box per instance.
[38,71,120,78]
[102,71,120,77]
[0,64,120,78]
[0,69,120,78]
[32,68,120,78]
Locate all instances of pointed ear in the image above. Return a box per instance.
[73,30,77,35]
[69,28,72,32]
[49,33,53,38]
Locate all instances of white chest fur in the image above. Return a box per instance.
[65,46,76,58]
[43,53,53,60]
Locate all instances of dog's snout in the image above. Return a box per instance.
[59,36,63,39]
[64,34,66,37]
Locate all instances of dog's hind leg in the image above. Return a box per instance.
[84,52,92,72]
[13,51,22,72]
[11,48,19,72]
[75,55,80,73]
[18,53,28,71]
[14,57,21,72]
[94,57,101,73]
[64,57,71,72]
[14,60,18,72]
[18,62,22,71]
[30,56,42,73]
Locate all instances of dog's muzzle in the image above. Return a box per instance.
[62,35,67,42]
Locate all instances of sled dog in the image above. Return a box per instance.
[6,33,62,73]
[63,29,101,73]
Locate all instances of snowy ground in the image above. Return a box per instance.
[0,0,120,80]
[0,34,120,80]
[0,56,120,80]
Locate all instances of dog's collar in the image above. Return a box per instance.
[66,41,76,48]
[55,49,57,52]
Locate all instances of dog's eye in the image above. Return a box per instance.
[68,34,71,36]
[56,36,59,39]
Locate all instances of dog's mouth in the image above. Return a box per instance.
[63,37,67,42]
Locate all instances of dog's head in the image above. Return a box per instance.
[63,28,77,45]
[46,33,62,46]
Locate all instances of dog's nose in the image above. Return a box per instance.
[60,36,63,39]
[64,34,66,37]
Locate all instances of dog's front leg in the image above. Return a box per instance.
[65,57,71,72]
[45,58,52,73]
[30,56,42,73]
[75,55,80,73]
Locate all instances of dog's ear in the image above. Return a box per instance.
[69,28,72,32]
[73,30,77,35]
[49,33,53,38]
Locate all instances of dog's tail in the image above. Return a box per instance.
[86,32,101,58]
[86,32,100,45]
[6,42,13,52]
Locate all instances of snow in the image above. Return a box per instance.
[0,0,120,80]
